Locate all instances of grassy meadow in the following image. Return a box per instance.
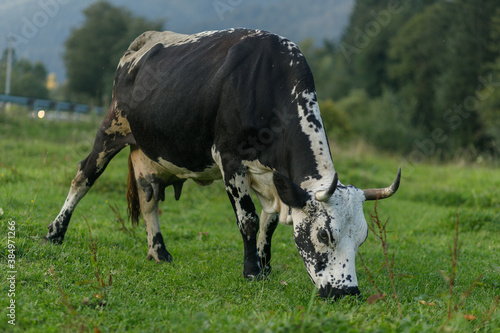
[0,110,499,332]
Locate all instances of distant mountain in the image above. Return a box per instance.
[0,0,353,82]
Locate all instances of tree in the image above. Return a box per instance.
[64,1,164,104]
[301,0,500,158]
[299,39,352,100]
[433,0,500,153]
[388,2,452,131]
[0,49,49,99]
[475,7,500,157]
[338,0,434,97]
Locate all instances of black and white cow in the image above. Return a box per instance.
[45,29,400,299]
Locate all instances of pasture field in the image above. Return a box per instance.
[0,111,499,332]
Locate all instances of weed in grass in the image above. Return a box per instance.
[363,200,402,318]
[48,218,113,331]
[49,267,87,332]
[107,200,137,238]
[82,216,113,308]
[358,252,385,304]
[439,214,478,327]
[362,209,500,330]
[197,231,209,241]
[440,215,500,331]
[440,215,461,326]
[479,295,500,330]
[447,208,500,233]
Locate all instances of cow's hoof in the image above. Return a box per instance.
[147,250,173,263]
[42,235,64,245]
[244,272,269,281]
[243,269,268,281]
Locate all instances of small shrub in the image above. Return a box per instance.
[335,88,419,153]
[319,99,353,141]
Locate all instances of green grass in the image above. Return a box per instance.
[1,111,499,332]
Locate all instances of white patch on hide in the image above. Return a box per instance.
[105,108,131,137]
[119,30,223,72]
[295,89,335,192]
[243,160,293,225]
[278,35,304,59]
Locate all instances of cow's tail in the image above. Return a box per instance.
[127,153,141,225]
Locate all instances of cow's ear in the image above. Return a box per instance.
[273,171,310,209]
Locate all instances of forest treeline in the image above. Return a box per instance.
[306,0,500,160]
[2,0,500,161]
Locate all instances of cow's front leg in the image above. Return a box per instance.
[224,170,262,279]
[257,211,279,275]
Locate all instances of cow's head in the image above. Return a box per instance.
[273,168,401,299]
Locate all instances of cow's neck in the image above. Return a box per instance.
[287,88,336,193]
[244,88,335,222]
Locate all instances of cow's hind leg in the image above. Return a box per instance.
[128,146,173,262]
[44,108,133,243]
[137,182,173,262]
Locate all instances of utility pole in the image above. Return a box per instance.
[5,36,14,95]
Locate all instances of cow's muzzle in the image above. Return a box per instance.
[318,285,360,300]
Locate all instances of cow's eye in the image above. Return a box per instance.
[318,229,329,244]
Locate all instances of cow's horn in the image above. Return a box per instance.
[315,173,338,202]
[363,168,401,201]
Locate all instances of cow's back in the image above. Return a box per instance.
[113,29,317,178]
